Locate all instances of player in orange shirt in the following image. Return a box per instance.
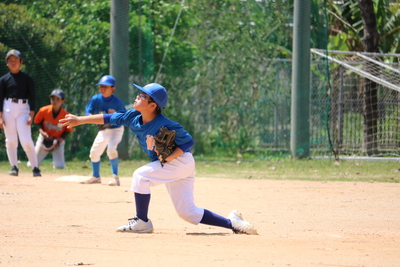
[29,89,72,169]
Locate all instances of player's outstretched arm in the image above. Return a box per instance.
[60,114,104,129]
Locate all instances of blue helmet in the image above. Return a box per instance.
[96,75,116,86]
[133,83,168,109]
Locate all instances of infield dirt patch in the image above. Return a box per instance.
[1,172,399,266]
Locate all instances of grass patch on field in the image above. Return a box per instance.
[0,158,399,183]
[195,159,400,183]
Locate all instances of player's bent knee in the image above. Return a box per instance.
[53,164,65,169]
[175,206,201,225]
[107,150,118,159]
[131,174,151,194]
[6,141,18,149]
[133,165,153,178]
[20,141,35,151]
[89,153,101,162]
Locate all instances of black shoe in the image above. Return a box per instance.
[33,167,42,177]
[9,166,19,176]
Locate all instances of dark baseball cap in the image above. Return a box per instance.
[49,89,65,99]
[5,49,22,62]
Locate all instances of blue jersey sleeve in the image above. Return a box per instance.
[162,121,193,147]
[103,114,113,124]
[178,139,194,152]
[108,109,141,127]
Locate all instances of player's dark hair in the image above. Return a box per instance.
[148,96,162,115]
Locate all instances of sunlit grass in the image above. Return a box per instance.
[1,157,399,183]
[194,158,400,183]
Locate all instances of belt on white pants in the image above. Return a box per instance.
[6,98,28,104]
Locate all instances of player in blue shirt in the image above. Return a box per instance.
[80,75,126,186]
[60,82,257,235]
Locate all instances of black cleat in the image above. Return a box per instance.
[9,166,19,176]
[33,167,42,177]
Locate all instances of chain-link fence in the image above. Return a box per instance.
[4,1,397,162]
[311,50,400,158]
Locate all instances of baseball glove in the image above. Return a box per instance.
[154,126,177,167]
[96,124,112,131]
[42,138,58,152]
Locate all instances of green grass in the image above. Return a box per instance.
[0,157,399,183]
[195,159,400,183]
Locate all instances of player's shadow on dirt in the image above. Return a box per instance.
[186,232,230,236]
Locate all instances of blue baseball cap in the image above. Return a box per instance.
[49,89,65,99]
[96,75,116,86]
[134,83,168,109]
[5,49,22,62]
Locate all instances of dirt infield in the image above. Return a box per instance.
[1,172,400,267]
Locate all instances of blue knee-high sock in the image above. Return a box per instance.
[92,161,101,178]
[200,209,233,229]
[134,193,151,222]
[110,158,118,175]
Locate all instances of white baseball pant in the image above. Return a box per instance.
[2,99,38,168]
[34,133,66,169]
[89,126,124,162]
[132,152,204,225]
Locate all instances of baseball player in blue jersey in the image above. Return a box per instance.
[60,82,257,235]
[80,75,126,186]
[0,49,41,177]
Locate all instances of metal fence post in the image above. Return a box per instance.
[110,0,130,159]
[290,0,311,158]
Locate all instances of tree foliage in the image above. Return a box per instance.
[327,0,400,53]
[0,3,65,108]
[326,0,400,156]
[2,0,399,159]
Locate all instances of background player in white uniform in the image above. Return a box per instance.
[60,82,257,235]
[80,75,126,186]
[0,49,41,177]
[28,89,72,169]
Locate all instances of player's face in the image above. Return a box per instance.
[99,85,115,98]
[133,92,156,111]
[50,96,64,109]
[6,56,22,73]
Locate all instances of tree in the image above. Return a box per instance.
[327,0,400,155]
[0,3,65,108]
[0,3,66,160]
[1,0,300,158]
[358,0,380,155]
[168,0,294,154]
[328,0,400,53]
